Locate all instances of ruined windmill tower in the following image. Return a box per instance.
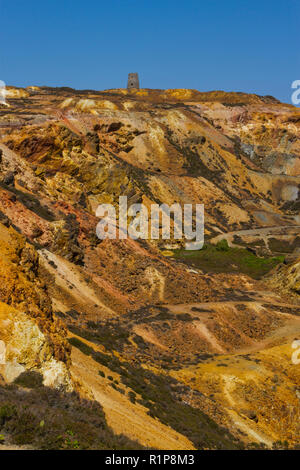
[127,73,140,90]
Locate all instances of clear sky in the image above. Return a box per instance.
[0,0,299,103]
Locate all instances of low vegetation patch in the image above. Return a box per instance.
[172,240,284,279]
[0,382,144,450]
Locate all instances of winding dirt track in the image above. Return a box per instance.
[210,225,300,245]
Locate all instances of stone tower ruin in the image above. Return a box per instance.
[127,73,140,90]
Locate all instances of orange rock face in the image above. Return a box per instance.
[0,87,299,449]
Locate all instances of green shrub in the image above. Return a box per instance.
[68,337,93,356]
[216,239,230,251]
[128,391,136,404]
[14,371,43,389]
[0,403,16,425]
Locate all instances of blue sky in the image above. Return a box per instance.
[0,0,299,102]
